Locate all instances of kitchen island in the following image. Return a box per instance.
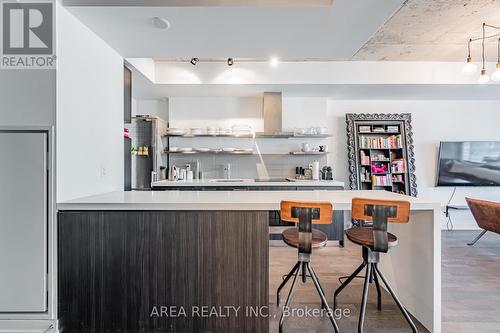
[57,190,441,333]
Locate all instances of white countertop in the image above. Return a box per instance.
[58,190,440,211]
[151,179,345,187]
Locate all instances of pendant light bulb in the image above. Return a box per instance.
[462,56,478,75]
[492,63,500,81]
[478,68,490,84]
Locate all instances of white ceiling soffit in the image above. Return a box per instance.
[129,60,500,99]
[64,0,332,6]
[355,0,500,61]
[63,0,405,59]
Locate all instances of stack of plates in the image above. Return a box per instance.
[167,128,185,136]
[232,124,253,136]
[190,128,203,136]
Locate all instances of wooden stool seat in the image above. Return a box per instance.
[345,227,398,249]
[282,227,328,249]
[334,198,418,333]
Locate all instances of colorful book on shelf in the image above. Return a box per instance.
[359,134,403,149]
[371,174,392,186]
[391,159,406,173]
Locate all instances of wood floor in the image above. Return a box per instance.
[269,230,500,333]
[442,230,500,333]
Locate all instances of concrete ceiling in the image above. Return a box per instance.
[63,0,404,59]
[354,0,500,61]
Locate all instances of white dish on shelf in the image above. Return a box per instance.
[196,147,210,152]
[168,128,185,136]
[222,147,236,152]
[190,128,203,135]
[169,147,179,152]
[179,147,193,152]
[182,151,197,154]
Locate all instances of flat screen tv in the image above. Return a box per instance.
[437,141,500,186]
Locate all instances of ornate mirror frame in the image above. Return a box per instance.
[346,113,418,197]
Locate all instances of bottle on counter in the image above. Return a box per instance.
[312,161,320,180]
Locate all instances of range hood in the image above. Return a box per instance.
[258,92,292,137]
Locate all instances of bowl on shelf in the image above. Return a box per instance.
[169,147,179,152]
[222,147,236,152]
[167,128,185,136]
[196,147,211,152]
[179,147,193,152]
[190,128,203,136]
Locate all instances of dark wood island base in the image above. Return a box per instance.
[58,210,269,333]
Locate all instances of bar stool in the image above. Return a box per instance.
[333,198,418,333]
[276,201,339,333]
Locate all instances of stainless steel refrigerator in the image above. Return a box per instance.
[0,128,50,312]
[126,116,167,190]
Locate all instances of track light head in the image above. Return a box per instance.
[190,58,199,66]
[227,58,234,66]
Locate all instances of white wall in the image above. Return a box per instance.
[326,99,500,229]
[56,4,124,202]
[132,98,169,120]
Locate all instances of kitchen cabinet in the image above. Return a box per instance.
[58,210,269,333]
[0,130,48,312]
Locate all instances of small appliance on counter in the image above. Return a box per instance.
[294,164,333,180]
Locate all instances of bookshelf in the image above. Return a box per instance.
[346,113,417,196]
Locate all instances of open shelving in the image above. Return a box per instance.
[163,132,331,139]
[346,114,417,196]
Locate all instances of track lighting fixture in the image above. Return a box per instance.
[227,58,234,66]
[190,58,199,66]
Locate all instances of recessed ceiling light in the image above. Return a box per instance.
[270,57,280,67]
[151,17,170,30]
[227,58,234,66]
[190,58,199,66]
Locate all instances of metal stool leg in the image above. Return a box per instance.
[333,262,366,310]
[279,265,300,333]
[374,264,418,333]
[307,263,340,333]
[302,261,307,283]
[372,265,382,311]
[277,261,301,306]
[358,264,372,333]
[467,229,487,246]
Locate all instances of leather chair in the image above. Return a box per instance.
[466,197,500,246]
[333,198,418,333]
[276,201,339,333]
